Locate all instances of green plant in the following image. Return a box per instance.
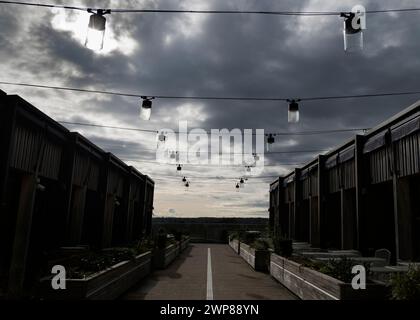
[156,228,168,249]
[252,238,270,251]
[243,231,260,245]
[65,248,137,279]
[273,236,293,257]
[319,257,370,283]
[135,238,154,254]
[170,229,182,241]
[390,265,420,300]
[229,231,240,240]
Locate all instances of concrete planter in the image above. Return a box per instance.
[229,238,240,254]
[270,253,388,300]
[239,243,270,272]
[179,237,190,253]
[153,243,180,269]
[40,251,152,300]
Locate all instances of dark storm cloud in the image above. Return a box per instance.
[1,0,420,217]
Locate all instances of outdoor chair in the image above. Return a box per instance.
[374,248,391,266]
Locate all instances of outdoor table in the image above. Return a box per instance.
[313,256,387,266]
[300,251,360,258]
[350,257,387,266]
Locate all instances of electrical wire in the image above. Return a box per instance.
[90,145,329,155]
[2,81,420,104]
[147,173,282,180]
[58,120,368,136]
[59,121,158,133]
[1,1,420,16]
[121,158,302,167]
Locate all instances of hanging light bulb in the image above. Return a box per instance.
[266,134,275,151]
[140,96,154,121]
[341,8,366,53]
[236,183,240,191]
[158,131,167,142]
[239,178,245,188]
[253,153,260,161]
[185,181,190,188]
[170,151,176,159]
[246,166,252,173]
[85,9,111,51]
[177,164,182,173]
[287,99,300,123]
[182,176,187,183]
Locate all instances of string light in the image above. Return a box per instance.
[140,96,154,121]
[85,9,111,51]
[0,2,419,53]
[266,134,276,151]
[1,1,420,15]
[341,7,366,53]
[157,131,167,142]
[287,99,300,123]
[170,151,179,160]
[2,81,420,126]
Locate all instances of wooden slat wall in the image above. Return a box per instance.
[302,167,319,199]
[302,178,310,200]
[73,151,100,191]
[39,140,62,180]
[310,169,319,196]
[11,125,63,180]
[341,160,355,190]
[284,181,295,203]
[11,125,41,173]
[327,167,340,194]
[326,159,355,193]
[395,131,420,177]
[107,168,125,197]
[367,146,392,185]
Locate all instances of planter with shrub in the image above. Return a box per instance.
[270,254,388,300]
[390,265,420,300]
[179,235,190,253]
[228,232,240,254]
[239,239,271,272]
[39,246,152,300]
[152,229,180,269]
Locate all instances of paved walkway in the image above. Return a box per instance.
[123,244,297,300]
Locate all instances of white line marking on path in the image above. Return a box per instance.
[206,247,214,300]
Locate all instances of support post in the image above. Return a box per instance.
[317,155,326,248]
[7,174,37,297]
[354,135,365,251]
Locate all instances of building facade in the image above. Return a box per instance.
[269,100,420,263]
[0,90,154,296]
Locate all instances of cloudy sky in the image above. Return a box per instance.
[1,0,420,218]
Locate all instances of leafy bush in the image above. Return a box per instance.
[66,248,137,279]
[390,265,420,300]
[243,231,261,245]
[170,230,182,241]
[290,256,325,271]
[135,238,154,254]
[156,228,168,249]
[229,231,240,240]
[252,238,270,251]
[318,257,370,283]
